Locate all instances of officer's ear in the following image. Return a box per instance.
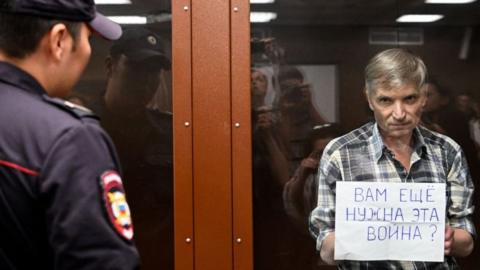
[47,23,71,63]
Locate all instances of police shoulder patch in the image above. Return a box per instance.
[100,170,134,241]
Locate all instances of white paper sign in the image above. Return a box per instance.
[334,182,446,262]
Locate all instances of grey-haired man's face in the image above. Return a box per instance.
[366,83,426,139]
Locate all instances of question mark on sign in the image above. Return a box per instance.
[429,224,437,241]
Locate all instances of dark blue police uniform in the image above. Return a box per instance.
[0,61,140,269]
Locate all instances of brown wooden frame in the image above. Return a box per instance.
[173,0,252,269]
[173,1,194,269]
[231,1,253,270]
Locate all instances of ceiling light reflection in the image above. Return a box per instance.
[95,0,132,4]
[396,14,444,23]
[250,0,275,3]
[426,0,476,4]
[107,16,147,24]
[250,12,277,23]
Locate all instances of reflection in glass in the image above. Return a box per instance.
[252,38,330,270]
[73,5,173,268]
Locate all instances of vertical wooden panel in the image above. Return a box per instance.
[192,0,233,270]
[230,0,253,270]
[172,1,194,270]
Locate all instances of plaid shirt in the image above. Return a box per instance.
[309,122,475,270]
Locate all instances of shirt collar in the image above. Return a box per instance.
[370,123,427,162]
[0,61,47,96]
[411,126,428,162]
[371,123,386,161]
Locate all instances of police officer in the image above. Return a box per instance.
[0,1,139,269]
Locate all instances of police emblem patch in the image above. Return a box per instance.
[100,171,134,241]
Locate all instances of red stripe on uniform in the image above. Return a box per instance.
[0,160,39,176]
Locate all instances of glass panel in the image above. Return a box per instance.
[76,1,173,269]
[251,1,480,269]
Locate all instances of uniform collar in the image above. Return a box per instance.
[0,61,47,96]
[370,123,427,162]
[370,123,386,161]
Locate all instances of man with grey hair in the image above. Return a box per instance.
[309,48,475,269]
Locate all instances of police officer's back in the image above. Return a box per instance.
[0,0,139,269]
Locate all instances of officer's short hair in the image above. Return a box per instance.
[365,48,427,96]
[0,13,80,59]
